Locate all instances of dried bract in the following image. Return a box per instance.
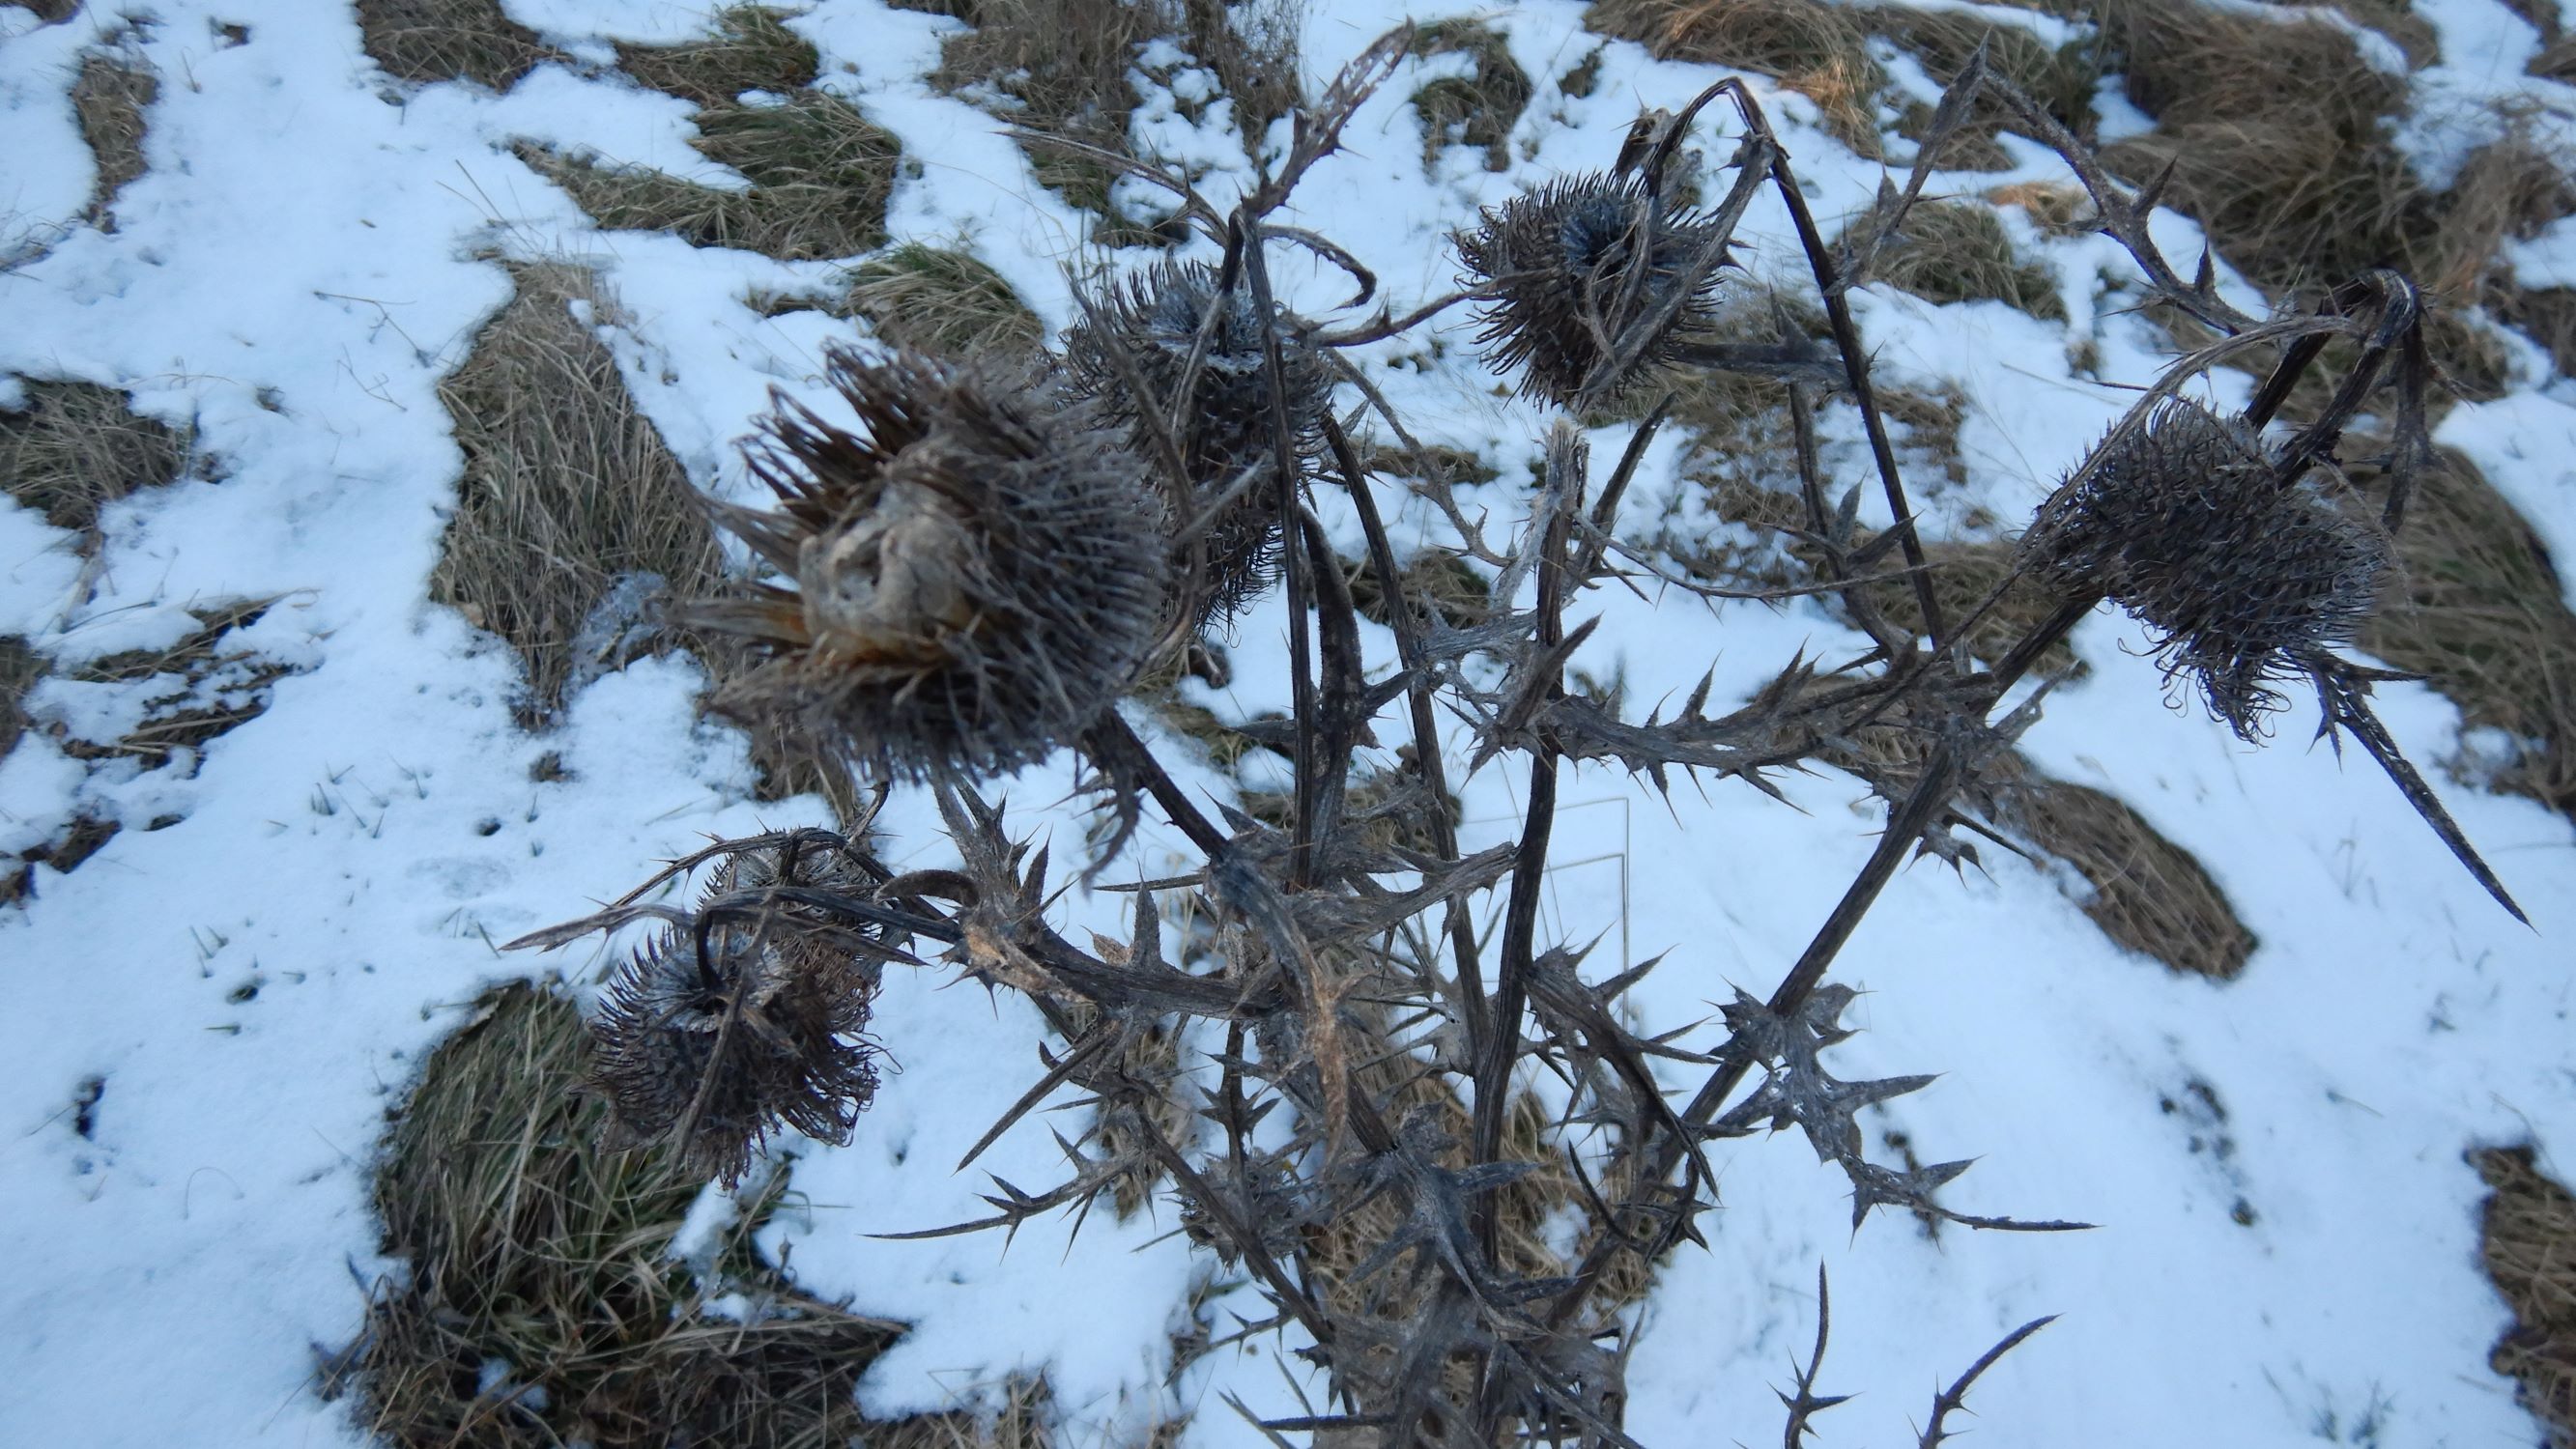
[684,346,1168,779]
[1455,171,1728,406]
[1063,260,1331,625]
[2018,399,2392,739]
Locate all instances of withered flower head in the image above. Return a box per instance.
[1062,260,1331,626]
[587,839,885,1185]
[1454,171,1728,408]
[2018,398,2392,739]
[685,345,1168,780]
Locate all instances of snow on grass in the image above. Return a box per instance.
[1,0,2572,1445]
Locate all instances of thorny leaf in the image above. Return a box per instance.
[1713,987,2087,1233]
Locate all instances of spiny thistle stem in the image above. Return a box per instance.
[1545,747,1962,1328]
[1327,413,1491,1045]
[1715,81,1946,649]
[1474,425,1586,1250]
[1239,220,1323,887]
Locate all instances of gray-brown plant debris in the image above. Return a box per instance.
[682,345,1169,781]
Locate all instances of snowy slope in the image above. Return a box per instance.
[2,1,2573,1445]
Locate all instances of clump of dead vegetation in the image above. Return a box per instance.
[0,636,39,760]
[1409,20,1533,172]
[2476,1146,2576,1446]
[1852,198,2066,320]
[72,50,155,230]
[0,380,227,906]
[2360,446,2576,816]
[358,0,558,90]
[349,980,910,1448]
[926,0,1302,243]
[519,88,901,262]
[0,599,294,906]
[427,262,724,719]
[48,597,292,774]
[842,242,1046,357]
[507,7,898,262]
[2008,775,2256,978]
[0,379,193,541]
[615,5,816,105]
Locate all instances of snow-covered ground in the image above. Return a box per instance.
[4,0,2575,1444]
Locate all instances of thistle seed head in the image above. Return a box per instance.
[1063,260,1331,626]
[2018,398,2392,739]
[685,345,1169,780]
[587,840,885,1185]
[1454,171,1728,407]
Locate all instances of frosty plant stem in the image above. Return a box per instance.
[510,30,2533,1446]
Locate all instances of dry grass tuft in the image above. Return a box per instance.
[1188,0,1306,150]
[519,89,900,262]
[2474,1145,2576,1446]
[928,0,1300,242]
[1345,547,1490,633]
[2359,448,2576,817]
[2009,778,2256,979]
[2539,36,2576,82]
[1854,198,2067,321]
[0,636,40,761]
[427,262,725,720]
[0,379,193,539]
[1873,537,2075,668]
[1875,5,2094,125]
[1410,20,1533,173]
[72,54,155,230]
[53,597,291,774]
[357,0,558,90]
[931,0,1163,231]
[353,980,917,1448]
[1814,705,2257,976]
[2501,287,2576,381]
[1875,6,2094,169]
[2093,0,2414,293]
[617,6,818,106]
[842,242,1046,358]
[0,815,120,910]
[1594,0,1885,153]
[2,600,289,906]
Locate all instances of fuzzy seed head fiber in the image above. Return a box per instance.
[1063,259,1331,626]
[685,346,1168,780]
[2019,398,2392,738]
[1454,171,1728,407]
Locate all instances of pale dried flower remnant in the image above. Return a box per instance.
[682,345,1169,780]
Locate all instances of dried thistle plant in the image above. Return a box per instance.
[2018,398,2393,739]
[682,345,1169,780]
[1454,171,1730,407]
[1063,259,1331,626]
[501,49,2538,1449]
[587,838,886,1186]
